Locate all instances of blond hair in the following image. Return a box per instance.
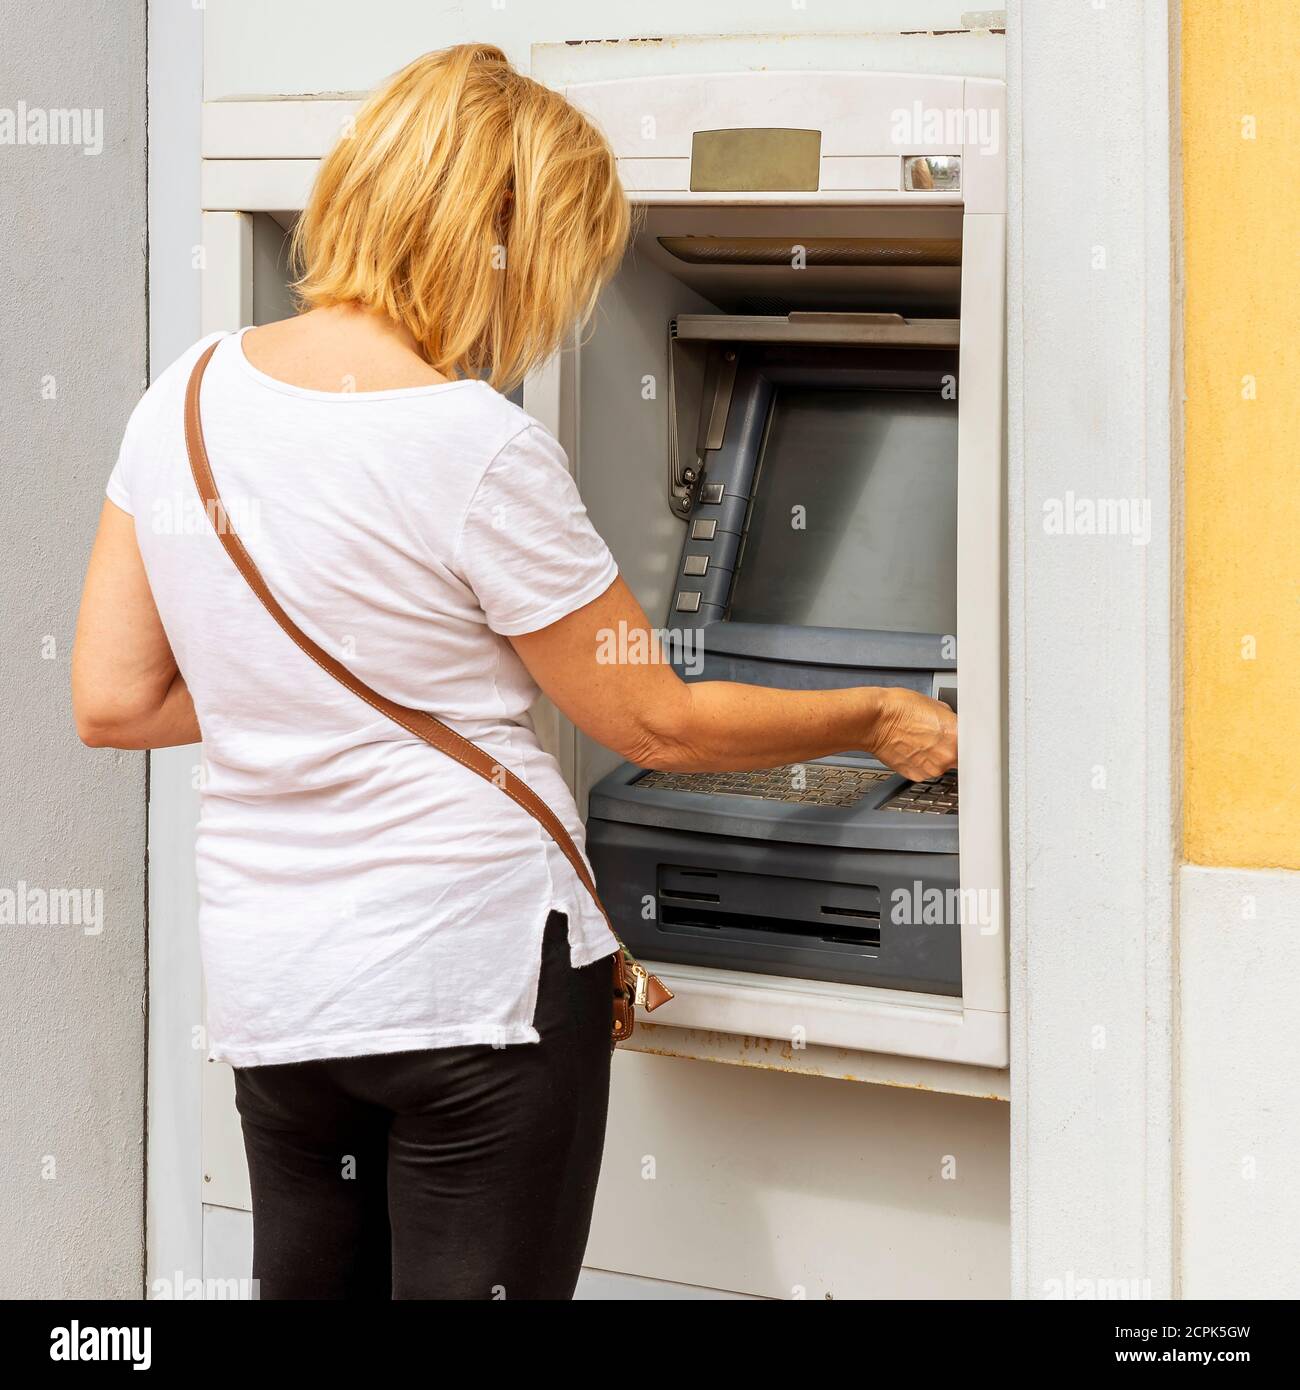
[291,44,629,393]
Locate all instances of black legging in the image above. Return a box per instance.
[232,911,613,1300]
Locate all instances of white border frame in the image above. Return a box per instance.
[155,11,1185,1299]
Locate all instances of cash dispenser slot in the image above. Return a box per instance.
[658,865,883,949]
[586,820,961,994]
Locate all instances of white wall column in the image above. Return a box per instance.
[1006,0,1180,1299]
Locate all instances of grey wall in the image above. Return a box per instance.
[0,0,147,1295]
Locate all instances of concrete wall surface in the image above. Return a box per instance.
[0,0,148,1297]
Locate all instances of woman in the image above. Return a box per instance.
[72,45,956,1300]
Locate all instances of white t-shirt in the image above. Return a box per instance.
[107,330,620,1066]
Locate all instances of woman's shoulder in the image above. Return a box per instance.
[125,333,568,485]
[157,331,229,393]
[117,333,227,445]
[411,379,566,468]
[429,377,542,432]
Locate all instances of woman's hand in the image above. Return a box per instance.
[867,687,958,782]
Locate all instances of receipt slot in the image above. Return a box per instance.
[527,73,1007,1065]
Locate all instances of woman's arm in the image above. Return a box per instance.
[72,500,201,749]
[509,577,957,782]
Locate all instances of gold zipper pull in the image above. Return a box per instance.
[629,961,649,1009]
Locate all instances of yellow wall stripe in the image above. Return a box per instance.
[1183,0,1300,867]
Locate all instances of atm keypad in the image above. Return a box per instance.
[884,769,959,815]
[636,764,891,808]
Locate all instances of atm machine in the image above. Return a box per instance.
[192,60,1008,1295]
[196,65,1005,1090]
[530,72,1007,1066]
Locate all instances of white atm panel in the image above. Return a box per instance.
[552,71,1008,1066]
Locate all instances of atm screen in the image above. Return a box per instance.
[726,387,958,635]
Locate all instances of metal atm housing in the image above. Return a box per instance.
[531,72,1008,1066]
[590,317,962,996]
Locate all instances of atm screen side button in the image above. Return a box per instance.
[674,591,702,613]
[690,519,717,541]
[682,555,709,577]
[700,482,725,504]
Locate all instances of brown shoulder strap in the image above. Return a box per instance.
[183,338,672,1014]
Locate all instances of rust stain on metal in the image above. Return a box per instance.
[623,1026,1010,1098]
[564,37,666,47]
